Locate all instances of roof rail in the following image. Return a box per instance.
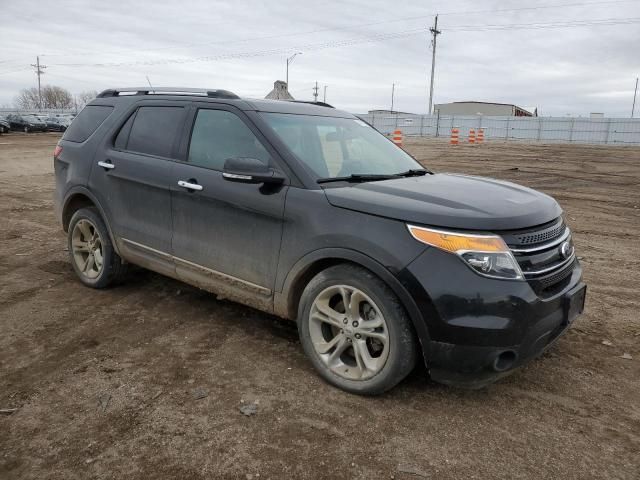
[287,100,335,109]
[97,87,240,99]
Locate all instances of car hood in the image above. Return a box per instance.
[323,173,562,231]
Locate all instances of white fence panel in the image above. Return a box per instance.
[358,113,640,145]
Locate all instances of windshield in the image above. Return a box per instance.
[24,115,40,122]
[260,113,423,179]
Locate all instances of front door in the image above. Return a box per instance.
[170,105,288,310]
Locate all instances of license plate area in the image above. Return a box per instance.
[564,284,586,325]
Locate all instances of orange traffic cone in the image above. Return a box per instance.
[450,127,459,145]
[392,129,403,147]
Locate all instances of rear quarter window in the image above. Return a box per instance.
[63,105,113,143]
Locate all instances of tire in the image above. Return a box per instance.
[23,126,29,133]
[67,207,128,288]
[298,264,417,395]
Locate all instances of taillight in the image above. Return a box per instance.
[54,145,63,158]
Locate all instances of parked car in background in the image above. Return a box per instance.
[0,117,10,134]
[6,114,47,132]
[45,116,71,132]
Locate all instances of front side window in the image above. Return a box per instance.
[188,109,270,170]
[126,106,184,158]
[260,113,422,179]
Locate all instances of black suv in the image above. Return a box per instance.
[54,87,586,394]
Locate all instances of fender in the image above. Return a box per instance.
[61,185,121,256]
[274,247,433,363]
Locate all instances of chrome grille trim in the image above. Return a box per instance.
[523,251,576,277]
[510,227,570,253]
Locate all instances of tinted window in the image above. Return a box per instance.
[114,112,136,150]
[188,109,270,170]
[126,106,184,157]
[64,105,113,143]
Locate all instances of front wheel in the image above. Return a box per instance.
[298,264,417,395]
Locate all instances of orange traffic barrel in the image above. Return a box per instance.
[477,128,485,144]
[450,127,459,145]
[392,129,403,147]
[469,128,476,144]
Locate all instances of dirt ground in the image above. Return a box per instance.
[1,133,638,480]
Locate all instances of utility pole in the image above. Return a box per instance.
[428,15,441,115]
[313,81,319,102]
[286,52,302,91]
[390,83,395,113]
[30,56,47,111]
[323,85,327,103]
[632,77,639,118]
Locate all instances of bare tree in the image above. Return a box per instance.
[15,88,40,109]
[77,90,98,109]
[42,85,73,109]
[14,85,74,110]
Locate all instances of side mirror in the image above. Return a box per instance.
[222,157,285,185]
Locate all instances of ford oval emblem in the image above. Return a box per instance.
[560,241,572,259]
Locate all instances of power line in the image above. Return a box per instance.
[21,0,639,61]
[42,16,640,70]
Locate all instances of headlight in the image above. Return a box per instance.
[407,224,524,280]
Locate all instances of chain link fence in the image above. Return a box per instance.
[358,113,640,146]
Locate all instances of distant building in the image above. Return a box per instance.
[265,80,294,100]
[434,101,534,117]
[367,109,415,115]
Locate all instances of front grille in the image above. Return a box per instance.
[499,217,578,295]
[515,222,566,245]
[528,258,577,295]
[501,217,565,248]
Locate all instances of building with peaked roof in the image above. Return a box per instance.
[265,80,294,100]
[434,101,535,117]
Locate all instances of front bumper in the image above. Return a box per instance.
[399,247,585,388]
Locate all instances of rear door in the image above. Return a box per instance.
[170,104,288,310]
[90,102,186,275]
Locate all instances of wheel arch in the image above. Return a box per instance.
[275,248,432,360]
[61,187,120,255]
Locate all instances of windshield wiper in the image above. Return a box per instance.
[317,173,398,184]
[394,169,430,177]
[317,168,431,184]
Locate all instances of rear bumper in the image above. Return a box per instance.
[400,247,585,388]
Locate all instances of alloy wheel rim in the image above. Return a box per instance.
[309,285,389,381]
[71,219,104,279]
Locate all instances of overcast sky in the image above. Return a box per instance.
[1,0,639,116]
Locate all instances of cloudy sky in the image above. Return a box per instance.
[1,0,639,116]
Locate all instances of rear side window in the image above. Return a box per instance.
[188,109,270,170]
[126,106,184,158]
[63,105,113,143]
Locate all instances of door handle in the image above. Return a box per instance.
[97,160,115,170]
[178,180,203,191]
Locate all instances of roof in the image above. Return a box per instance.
[265,80,294,101]
[451,101,527,108]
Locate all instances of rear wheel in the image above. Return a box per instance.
[298,264,417,395]
[68,207,128,288]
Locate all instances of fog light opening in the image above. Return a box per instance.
[493,350,517,372]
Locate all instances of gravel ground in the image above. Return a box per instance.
[1,133,638,479]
